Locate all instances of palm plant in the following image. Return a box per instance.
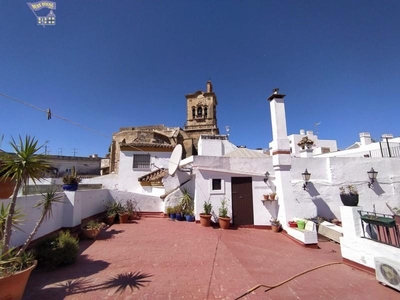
[0,136,54,258]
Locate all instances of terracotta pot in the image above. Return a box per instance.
[218,217,231,229]
[81,227,100,239]
[105,215,115,225]
[199,214,212,227]
[119,213,129,223]
[0,177,16,199]
[0,260,37,300]
[263,194,269,200]
[271,224,281,232]
[269,194,276,200]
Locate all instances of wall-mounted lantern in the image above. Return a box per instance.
[302,169,311,190]
[367,167,378,188]
[264,171,270,183]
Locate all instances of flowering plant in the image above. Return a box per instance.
[339,185,358,195]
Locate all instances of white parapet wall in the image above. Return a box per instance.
[3,189,112,248]
[340,206,400,269]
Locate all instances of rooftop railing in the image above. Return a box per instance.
[358,210,400,248]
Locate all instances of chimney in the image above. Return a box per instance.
[300,129,305,135]
[359,132,371,146]
[382,134,393,140]
[206,80,213,93]
[306,130,313,136]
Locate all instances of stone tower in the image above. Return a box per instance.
[184,81,219,153]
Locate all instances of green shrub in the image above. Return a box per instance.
[35,230,79,270]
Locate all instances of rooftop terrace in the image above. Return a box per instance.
[24,218,399,299]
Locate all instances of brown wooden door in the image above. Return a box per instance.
[231,177,254,225]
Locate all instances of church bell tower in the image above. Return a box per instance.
[183,81,219,152]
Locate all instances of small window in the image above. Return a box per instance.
[192,107,195,118]
[212,179,221,190]
[197,107,202,116]
[204,107,208,118]
[210,178,225,194]
[133,154,150,169]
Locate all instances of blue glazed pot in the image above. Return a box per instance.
[170,213,176,219]
[185,215,195,222]
[62,184,79,191]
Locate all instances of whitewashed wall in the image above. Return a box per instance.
[291,157,400,221]
[193,156,274,225]
[189,155,400,226]
[2,189,112,247]
[109,190,163,212]
[118,150,171,193]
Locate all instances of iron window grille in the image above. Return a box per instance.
[133,154,150,169]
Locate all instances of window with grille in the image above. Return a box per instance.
[133,154,150,169]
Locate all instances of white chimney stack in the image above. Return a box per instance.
[359,132,371,146]
[300,129,305,135]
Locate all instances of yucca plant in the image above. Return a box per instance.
[0,136,62,276]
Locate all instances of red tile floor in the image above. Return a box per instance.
[23,218,399,299]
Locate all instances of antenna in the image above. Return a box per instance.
[314,122,321,136]
[168,144,182,176]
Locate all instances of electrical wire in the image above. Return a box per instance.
[0,91,181,165]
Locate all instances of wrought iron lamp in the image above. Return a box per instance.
[302,169,311,190]
[263,171,270,183]
[367,167,378,188]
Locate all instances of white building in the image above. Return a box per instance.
[316,132,400,158]
[284,129,338,157]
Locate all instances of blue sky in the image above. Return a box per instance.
[1,1,400,157]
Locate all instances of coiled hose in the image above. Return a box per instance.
[234,261,342,299]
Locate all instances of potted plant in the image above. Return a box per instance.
[297,137,314,149]
[180,188,195,222]
[262,194,269,201]
[104,202,118,225]
[269,192,277,201]
[218,199,231,229]
[288,220,297,228]
[360,213,396,228]
[166,206,175,219]
[117,202,129,223]
[200,200,212,227]
[62,166,81,191]
[126,199,139,220]
[386,203,400,225]
[296,219,306,229]
[81,220,103,239]
[339,185,359,206]
[185,211,195,222]
[0,136,63,300]
[270,218,281,232]
[175,204,185,221]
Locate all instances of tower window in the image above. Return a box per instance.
[197,107,202,117]
[204,107,208,118]
[192,107,195,118]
